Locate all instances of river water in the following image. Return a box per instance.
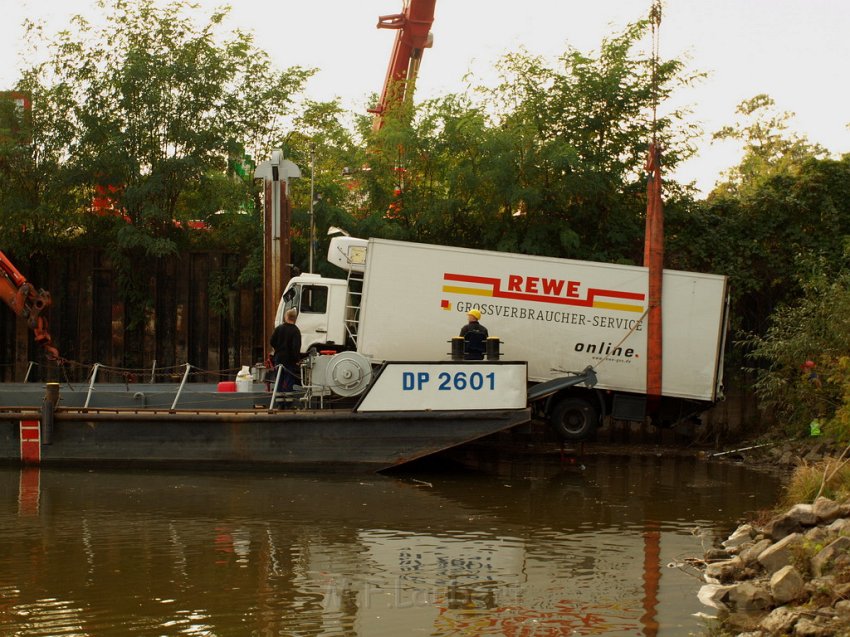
[0,455,780,636]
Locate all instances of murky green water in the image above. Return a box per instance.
[0,455,780,636]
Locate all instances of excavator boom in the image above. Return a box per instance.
[0,251,60,361]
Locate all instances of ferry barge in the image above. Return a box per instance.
[0,357,531,472]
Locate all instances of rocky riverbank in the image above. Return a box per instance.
[708,438,843,478]
[697,438,850,636]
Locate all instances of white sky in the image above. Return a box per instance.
[2,0,849,196]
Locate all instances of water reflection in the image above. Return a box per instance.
[0,456,780,636]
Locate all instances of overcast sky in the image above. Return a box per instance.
[2,0,849,195]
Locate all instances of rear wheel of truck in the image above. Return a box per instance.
[550,397,597,441]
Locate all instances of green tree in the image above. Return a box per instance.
[0,82,80,256]
[360,18,702,264]
[743,253,850,437]
[8,0,313,318]
[669,96,848,352]
[284,100,365,276]
[712,94,827,197]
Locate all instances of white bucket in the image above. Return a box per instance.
[235,366,253,392]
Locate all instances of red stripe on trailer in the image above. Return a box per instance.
[20,420,41,464]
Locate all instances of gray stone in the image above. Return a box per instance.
[812,535,850,577]
[806,525,832,544]
[705,547,732,561]
[835,600,850,616]
[787,503,818,526]
[806,575,836,598]
[794,616,837,637]
[727,581,774,611]
[828,518,850,536]
[764,513,805,541]
[759,532,803,575]
[760,606,799,634]
[697,583,737,611]
[740,538,773,566]
[723,524,756,550]
[813,497,842,524]
[770,564,805,604]
[706,556,744,582]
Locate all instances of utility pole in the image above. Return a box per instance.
[254,150,300,356]
[309,142,316,274]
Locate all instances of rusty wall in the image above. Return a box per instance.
[0,250,264,384]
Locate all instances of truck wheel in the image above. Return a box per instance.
[550,397,597,441]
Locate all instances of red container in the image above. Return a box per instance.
[217,381,237,392]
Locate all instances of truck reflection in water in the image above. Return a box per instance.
[0,458,780,636]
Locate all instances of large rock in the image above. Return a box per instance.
[727,581,773,611]
[794,616,839,636]
[805,575,836,598]
[806,525,833,544]
[827,517,850,536]
[787,503,818,525]
[770,564,805,604]
[762,503,819,541]
[739,538,773,566]
[759,606,799,634]
[764,513,805,541]
[697,583,737,611]
[758,532,803,575]
[705,555,744,582]
[813,497,842,524]
[705,547,731,561]
[811,536,850,577]
[723,524,755,550]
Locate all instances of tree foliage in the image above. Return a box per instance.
[355,18,702,265]
[743,254,850,437]
[1,0,314,244]
[712,94,828,197]
[0,0,317,330]
[0,81,79,256]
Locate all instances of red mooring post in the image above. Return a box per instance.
[643,143,663,404]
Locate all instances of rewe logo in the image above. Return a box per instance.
[442,272,644,313]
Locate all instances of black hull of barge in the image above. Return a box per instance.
[0,407,532,472]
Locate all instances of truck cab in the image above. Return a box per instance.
[275,274,349,353]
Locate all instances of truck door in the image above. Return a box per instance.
[296,284,332,352]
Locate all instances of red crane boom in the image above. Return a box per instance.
[370,0,437,130]
[0,251,60,361]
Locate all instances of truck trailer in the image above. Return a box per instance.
[276,237,728,440]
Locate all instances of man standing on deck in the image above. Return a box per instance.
[270,308,302,391]
[459,309,488,360]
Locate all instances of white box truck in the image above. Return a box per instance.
[276,237,728,440]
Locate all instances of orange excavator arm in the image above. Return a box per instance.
[370,0,437,131]
[0,251,60,361]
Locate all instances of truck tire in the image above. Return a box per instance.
[550,397,597,441]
